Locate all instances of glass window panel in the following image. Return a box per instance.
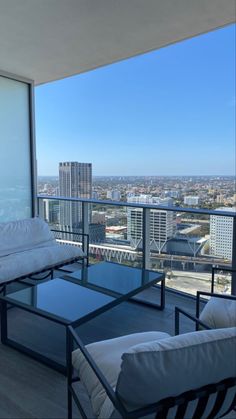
[0,76,32,222]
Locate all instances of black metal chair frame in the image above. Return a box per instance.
[175,290,236,335]
[67,326,236,419]
[0,229,89,295]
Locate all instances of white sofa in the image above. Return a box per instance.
[0,217,86,286]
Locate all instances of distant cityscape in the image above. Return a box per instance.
[38,172,236,209]
[38,164,235,274]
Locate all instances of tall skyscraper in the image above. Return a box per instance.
[59,162,92,227]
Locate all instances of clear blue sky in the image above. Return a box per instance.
[35,24,235,177]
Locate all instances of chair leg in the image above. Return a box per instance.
[68,386,72,419]
[67,327,73,419]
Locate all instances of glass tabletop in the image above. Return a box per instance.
[5,278,115,323]
[4,262,163,324]
[67,261,162,295]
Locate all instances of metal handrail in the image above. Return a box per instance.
[37,194,236,217]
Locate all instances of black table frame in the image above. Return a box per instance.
[0,264,165,374]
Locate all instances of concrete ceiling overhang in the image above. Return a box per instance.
[0,0,235,85]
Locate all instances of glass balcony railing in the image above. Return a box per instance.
[37,195,236,297]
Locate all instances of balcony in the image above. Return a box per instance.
[0,1,235,417]
[0,198,234,417]
[0,232,235,417]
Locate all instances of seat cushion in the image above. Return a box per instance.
[72,331,170,417]
[199,296,236,329]
[0,217,55,257]
[116,327,236,412]
[0,243,84,283]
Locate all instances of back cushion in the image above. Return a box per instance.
[0,217,55,257]
[116,327,236,411]
[199,296,236,329]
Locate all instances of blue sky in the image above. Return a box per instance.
[35,24,235,177]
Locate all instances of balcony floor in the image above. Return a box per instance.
[0,279,202,419]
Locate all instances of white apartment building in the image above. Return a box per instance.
[127,195,176,252]
[210,207,236,260]
[184,196,199,206]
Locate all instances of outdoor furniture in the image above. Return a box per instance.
[0,262,165,373]
[0,217,89,293]
[175,291,236,334]
[67,325,236,419]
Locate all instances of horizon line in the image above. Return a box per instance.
[38,174,236,178]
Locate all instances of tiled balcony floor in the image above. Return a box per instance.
[0,280,200,419]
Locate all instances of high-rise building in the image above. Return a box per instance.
[127,195,176,251]
[59,162,92,227]
[210,207,235,260]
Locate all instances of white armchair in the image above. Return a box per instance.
[67,326,236,419]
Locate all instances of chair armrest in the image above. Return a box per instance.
[66,326,127,417]
[211,266,235,293]
[175,307,211,335]
[196,291,236,320]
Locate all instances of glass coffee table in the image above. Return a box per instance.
[0,262,165,373]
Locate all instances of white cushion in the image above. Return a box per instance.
[199,296,236,329]
[72,331,170,417]
[0,243,84,283]
[116,327,236,412]
[0,217,54,257]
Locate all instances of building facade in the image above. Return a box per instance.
[127,195,176,252]
[107,190,121,201]
[43,199,59,224]
[59,161,92,227]
[184,196,199,206]
[210,207,235,260]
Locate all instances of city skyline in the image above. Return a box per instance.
[35,24,235,177]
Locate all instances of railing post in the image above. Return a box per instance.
[142,207,150,270]
[82,201,89,256]
[231,215,236,295]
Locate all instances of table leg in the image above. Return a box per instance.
[1,300,8,343]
